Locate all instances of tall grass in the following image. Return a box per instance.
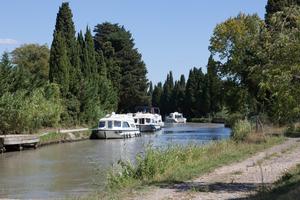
[107,136,284,193]
[232,119,251,141]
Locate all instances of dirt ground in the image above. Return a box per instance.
[132,138,300,200]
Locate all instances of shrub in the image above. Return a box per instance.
[0,85,63,134]
[232,119,251,141]
[190,118,211,123]
[224,112,244,128]
[284,124,300,138]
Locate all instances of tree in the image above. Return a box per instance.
[49,2,81,124]
[160,71,174,116]
[11,44,50,88]
[184,68,209,118]
[265,0,300,26]
[94,22,149,112]
[0,52,13,94]
[152,82,163,108]
[49,32,70,95]
[209,13,265,116]
[206,55,223,114]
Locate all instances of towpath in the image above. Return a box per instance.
[132,138,300,200]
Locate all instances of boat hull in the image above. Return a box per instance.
[138,124,161,132]
[93,130,140,139]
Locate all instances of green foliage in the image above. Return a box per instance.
[232,119,251,141]
[160,71,174,116]
[11,44,50,88]
[284,124,300,137]
[151,82,163,107]
[224,112,245,128]
[107,137,284,192]
[49,31,70,95]
[94,22,150,112]
[0,85,63,134]
[265,0,300,26]
[184,68,209,118]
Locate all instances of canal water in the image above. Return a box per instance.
[0,123,230,199]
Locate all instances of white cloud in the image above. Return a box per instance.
[0,39,18,45]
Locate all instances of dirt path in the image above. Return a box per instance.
[132,138,300,200]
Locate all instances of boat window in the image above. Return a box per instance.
[131,124,135,128]
[139,118,145,124]
[114,121,122,127]
[146,118,151,123]
[122,122,130,128]
[108,121,113,128]
[134,119,138,123]
[175,115,182,119]
[99,121,106,128]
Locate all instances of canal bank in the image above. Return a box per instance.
[0,123,230,199]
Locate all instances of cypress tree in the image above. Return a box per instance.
[49,32,70,95]
[160,71,174,116]
[184,68,208,118]
[206,55,223,114]
[152,82,163,108]
[49,2,80,124]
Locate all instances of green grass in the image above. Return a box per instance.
[251,164,300,200]
[106,136,284,197]
[39,130,91,145]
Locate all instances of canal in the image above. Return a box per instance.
[0,123,231,199]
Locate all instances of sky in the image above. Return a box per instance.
[0,0,267,84]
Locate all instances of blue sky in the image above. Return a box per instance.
[0,0,267,84]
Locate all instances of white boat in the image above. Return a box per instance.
[165,112,187,123]
[94,113,141,139]
[132,106,164,132]
[133,112,162,132]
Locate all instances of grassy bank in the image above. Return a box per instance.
[105,136,284,198]
[251,164,300,200]
[39,130,91,146]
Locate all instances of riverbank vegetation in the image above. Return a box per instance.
[154,0,300,127]
[1,0,300,134]
[105,135,284,198]
[39,130,91,146]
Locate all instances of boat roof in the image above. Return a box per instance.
[135,106,160,114]
[100,113,135,122]
[170,112,183,115]
[133,112,157,118]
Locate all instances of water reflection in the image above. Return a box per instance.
[0,123,230,199]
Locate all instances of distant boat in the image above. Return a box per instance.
[93,113,140,139]
[133,106,164,132]
[165,112,187,123]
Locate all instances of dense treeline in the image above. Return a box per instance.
[156,0,300,124]
[0,2,149,134]
[1,0,300,134]
[152,55,223,119]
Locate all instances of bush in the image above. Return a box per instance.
[0,85,63,134]
[190,118,211,123]
[232,119,251,141]
[224,112,244,128]
[284,124,300,138]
